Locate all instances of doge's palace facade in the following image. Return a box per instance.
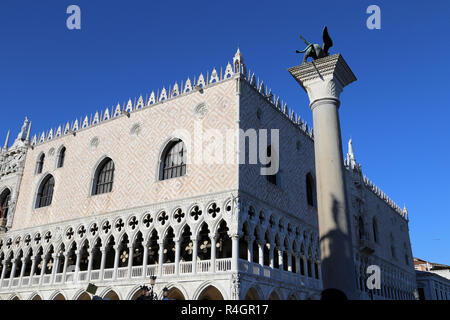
[0,50,416,300]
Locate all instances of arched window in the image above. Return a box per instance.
[0,189,11,220]
[92,158,115,195]
[160,140,186,180]
[35,154,45,174]
[35,175,55,208]
[306,173,315,207]
[372,217,378,243]
[57,147,66,168]
[358,217,365,240]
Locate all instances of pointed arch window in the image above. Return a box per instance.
[372,217,378,243]
[160,140,186,180]
[0,189,11,220]
[92,158,115,195]
[35,154,45,174]
[35,175,55,209]
[306,173,315,207]
[358,217,365,240]
[57,147,66,168]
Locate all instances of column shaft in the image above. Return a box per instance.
[192,239,198,274]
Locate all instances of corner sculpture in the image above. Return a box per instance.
[296,26,333,64]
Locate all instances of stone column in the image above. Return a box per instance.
[289,54,358,298]
[74,250,81,283]
[247,236,254,264]
[278,248,284,271]
[87,249,94,281]
[51,254,59,284]
[127,244,134,279]
[210,234,217,273]
[258,241,264,266]
[112,245,120,280]
[174,238,181,276]
[287,252,293,272]
[8,259,17,287]
[39,255,47,285]
[0,261,7,284]
[142,244,149,276]
[99,249,107,280]
[158,240,164,277]
[269,243,274,269]
[231,234,239,272]
[61,252,69,282]
[19,257,26,285]
[192,237,198,274]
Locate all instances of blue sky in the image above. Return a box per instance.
[0,1,449,264]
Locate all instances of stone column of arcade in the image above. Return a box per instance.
[289,54,358,299]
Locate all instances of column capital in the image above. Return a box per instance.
[208,233,218,241]
[288,54,356,109]
[230,233,240,240]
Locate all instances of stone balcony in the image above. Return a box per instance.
[0,258,232,292]
[0,257,321,296]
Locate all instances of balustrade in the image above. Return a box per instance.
[0,257,310,292]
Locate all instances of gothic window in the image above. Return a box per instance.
[0,189,11,220]
[217,221,232,259]
[391,245,396,259]
[390,233,396,259]
[180,226,192,262]
[35,175,55,208]
[358,217,365,240]
[160,140,186,181]
[57,147,66,168]
[372,217,378,243]
[92,158,115,195]
[35,154,45,174]
[265,146,277,185]
[306,173,315,207]
[197,223,211,261]
[163,227,175,263]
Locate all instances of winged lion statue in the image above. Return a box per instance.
[296,26,333,64]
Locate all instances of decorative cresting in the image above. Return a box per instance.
[26,49,315,149]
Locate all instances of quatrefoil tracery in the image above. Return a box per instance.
[158,212,169,226]
[207,203,220,219]
[128,216,139,230]
[143,214,153,228]
[66,228,74,240]
[190,206,202,221]
[115,219,125,232]
[173,209,185,224]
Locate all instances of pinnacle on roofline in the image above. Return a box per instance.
[27,49,312,146]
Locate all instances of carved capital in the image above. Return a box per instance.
[288,54,356,108]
